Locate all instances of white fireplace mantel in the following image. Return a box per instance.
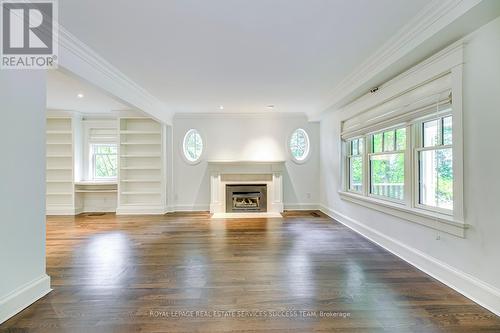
[208,161,285,218]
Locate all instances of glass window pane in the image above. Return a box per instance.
[94,154,117,178]
[383,131,395,151]
[419,148,453,210]
[373,133,383,153]
[358,138,364,154]
[93,144,118,179]
[183,130,203,162]
[349,156,363,192]
[396,128,406,151]
[423,119,440,147]
[289,129,309,161]
[443,116,453,145]
[370,153,404,200]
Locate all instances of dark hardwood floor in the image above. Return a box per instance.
[1,211,499,332]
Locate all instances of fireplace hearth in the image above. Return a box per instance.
[226,184,267,213]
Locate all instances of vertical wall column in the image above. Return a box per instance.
[0,70,51,324]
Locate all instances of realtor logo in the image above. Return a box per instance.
[1,0,58,69]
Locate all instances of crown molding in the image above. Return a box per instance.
[57,26,172,125]
[173,112,308,120]
[311,0,483,120]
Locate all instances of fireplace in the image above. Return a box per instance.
[226,184,267,213]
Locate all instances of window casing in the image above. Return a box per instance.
[342,105,455,217]
[182,129,203,163]
[414,114,453,214]
[337,45,465,236]
[289,128,310,163]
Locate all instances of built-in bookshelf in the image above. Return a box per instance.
[117,118,167,214]
[46,117,77,214]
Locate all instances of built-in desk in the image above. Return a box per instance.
[75,181,118,193]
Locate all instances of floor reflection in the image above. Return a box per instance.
[82,232,129,288]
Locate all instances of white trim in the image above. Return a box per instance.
[174,112,308,120]
[313,0,480,119]
[173,204,210,212]
[319,205,500,316]
[115,205,168,215]
[46,206,79,215]
[171,203,319,213]
[450,65,465,223]
[284,203,321,210]
[339,191,465,237]
[212,212,282,219]
[0,274,51,324]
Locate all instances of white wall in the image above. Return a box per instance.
[320,17,500,314]
[173,114,320,210]
[0,70,51,323]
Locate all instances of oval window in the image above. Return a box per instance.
[289,128,310,162]
[183,129,203,163]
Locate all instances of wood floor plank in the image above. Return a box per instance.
[1,211,498,332]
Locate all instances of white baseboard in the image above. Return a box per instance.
[176,203,320,212]
[116,205,168,215]
[284,203,320,210]
[173,204,210,212]
[49,204,321,216]
[46,205,76,216]
[0,274,51,324]
[211,212,282,219]
[320,204,500,316]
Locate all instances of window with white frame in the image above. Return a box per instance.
[369,127,406,201]
[338,45,465,235]
[91,144,118,180]
[85,125,118,181]
[347,138,363,193]
[417,114,453,212]
[182,129,203,163]
[289,128,310,162]
[342,103,455,217]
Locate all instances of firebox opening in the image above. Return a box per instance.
[226,184,267,213]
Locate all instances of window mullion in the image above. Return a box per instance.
[403,124,412,207]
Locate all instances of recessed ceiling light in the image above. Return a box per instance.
[219,105,224,110]
[77,93,84,99]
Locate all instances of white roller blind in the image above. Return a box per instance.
[341,73,452,139]
[89,128,117,143]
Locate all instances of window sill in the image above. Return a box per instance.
[338,191,466,237]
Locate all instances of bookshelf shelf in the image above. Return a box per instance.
[46,116,76,215]
[118,118,166,212]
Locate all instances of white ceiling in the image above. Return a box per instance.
[58,0,432,115]
[47,70,129,113]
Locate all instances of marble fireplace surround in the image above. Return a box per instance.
[209,161,284,218]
